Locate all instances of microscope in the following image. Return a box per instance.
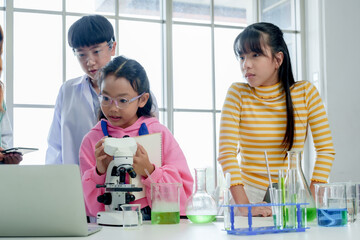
[96,137,143,226]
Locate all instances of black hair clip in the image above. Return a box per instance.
[107,40,114,49]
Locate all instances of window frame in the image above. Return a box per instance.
[2,0,305,188]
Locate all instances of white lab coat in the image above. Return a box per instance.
[0,106,13,149]
[0,103,14,164]
[46,75,98,165]
[46,75,159,165]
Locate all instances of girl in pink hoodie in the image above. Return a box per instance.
[79,56,193,219]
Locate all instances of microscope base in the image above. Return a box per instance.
[97,211,140,227]
[97,211,124,226]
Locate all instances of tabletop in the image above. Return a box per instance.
[1,217,359,240]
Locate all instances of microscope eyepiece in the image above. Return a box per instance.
[127,168,137,178]
[97,193,112,205]
[126,193,135,203]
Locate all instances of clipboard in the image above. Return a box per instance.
[1,147,39,155]
[131,133,162,199]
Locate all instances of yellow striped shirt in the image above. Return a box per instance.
[218,80,335,190]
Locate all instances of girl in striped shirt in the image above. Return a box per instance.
[218,22,335,216]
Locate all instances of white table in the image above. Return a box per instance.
[2,218,360,240]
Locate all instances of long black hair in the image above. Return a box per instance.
[233,22,295,152]
[98,56,153,120]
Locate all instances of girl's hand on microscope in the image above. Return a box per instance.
[95,137,113,175]
[133,143,154,177]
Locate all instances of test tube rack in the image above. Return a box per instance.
[222,203,310,236]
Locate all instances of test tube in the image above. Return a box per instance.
[275,189,284,229]
[298,188,307,228]
[286,169,297,229]
[223,173,231,230]
[223,189,231,230]
[278,169,286,228]
[270,188,283,229]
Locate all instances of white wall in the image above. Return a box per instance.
[304,0,321,182]
[306,0,360,182]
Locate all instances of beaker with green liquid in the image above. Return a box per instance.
[151,182,181,224]
[285,151,317,226]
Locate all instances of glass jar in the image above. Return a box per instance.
[186,168,217,223]
[285,151,316,227]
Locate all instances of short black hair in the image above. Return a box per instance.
[68,15,115,49]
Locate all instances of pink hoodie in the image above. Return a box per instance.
[79,116,193,217]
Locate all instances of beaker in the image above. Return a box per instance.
[315,183,348,227]
[342,182,357,223]
[119,204,142,229]
[285,151,316,224]
[355,183,360,221]
[151,182,181,224]
[185,168,217,223]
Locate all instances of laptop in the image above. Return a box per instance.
[0,164,102,237]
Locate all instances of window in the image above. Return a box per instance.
[2,0,302,192]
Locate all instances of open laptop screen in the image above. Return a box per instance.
[0,164,100,237]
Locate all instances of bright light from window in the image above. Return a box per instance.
[66,0,115,15]
[174,112,215,191]
[2,0,301,190]
[14,0,62,11]
[118,20,163,108]
[13,12,62,105]
[173,24,212,110]
[14,108,53,165]
[214,27,245,110]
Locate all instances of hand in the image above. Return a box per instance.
[249,202,272,217]
[133,143,154,177]
[3,152,23,164]
[310,181,316,200]
[0,147,4,162]
[95,137,113,175]
[236,202,272,217]
[231,185,272,217]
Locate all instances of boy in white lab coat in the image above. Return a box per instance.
[0,24,22,164]
[46,15,158,165]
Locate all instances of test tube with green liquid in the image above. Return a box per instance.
[278,169,286,228]
[286,169,297,229]
[298,189,307,228]
[271,188,283,229]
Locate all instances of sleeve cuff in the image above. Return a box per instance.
[310,178,328,184]
[141,165,162,187]
[230,182,244,187]
[92,167,106,184]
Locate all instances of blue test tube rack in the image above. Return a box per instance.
[221,203,310,236]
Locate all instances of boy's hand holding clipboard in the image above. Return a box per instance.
[0,147,38,164]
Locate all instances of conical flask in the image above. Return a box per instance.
[285,151,316,225]
[185,168,217,223]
